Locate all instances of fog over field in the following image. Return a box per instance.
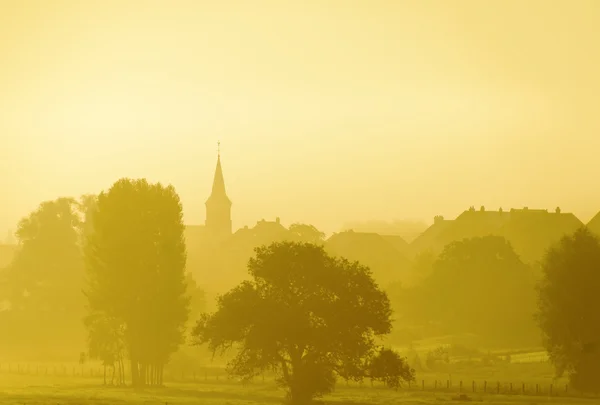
[1,1,599,403]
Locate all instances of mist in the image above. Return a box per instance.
[1,1,599,404]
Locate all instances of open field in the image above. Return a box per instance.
[0,370,597,405]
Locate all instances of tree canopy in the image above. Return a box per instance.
[0,197,87,359]
[193,241,414,403]
[537,227,600,393]
[288,223,326,244]
[85,178,189,386]
[403,236,537,346]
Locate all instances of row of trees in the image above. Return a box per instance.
[3,175,598,398]
[388,229,600,394]
[0,177,415,403]
[0,180,201,384]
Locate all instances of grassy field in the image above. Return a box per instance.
[0,372,595,405]
[0,344,582,404]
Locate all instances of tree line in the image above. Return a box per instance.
[1,176,599,400]
[0,178,414,403]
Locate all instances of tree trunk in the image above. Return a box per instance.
[103,364,106,385]
[116,359,121,385]
[122,359,125,385]
[130,358,140,387]
[287,356,314,405]
[111,364,115,385]
[140,363,147,386]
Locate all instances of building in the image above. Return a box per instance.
[184,145,233,248]
[204,147,232,238]
[409,206,583,265]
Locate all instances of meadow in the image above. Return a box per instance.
[0,358,595,405]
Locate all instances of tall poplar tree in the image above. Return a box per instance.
[85,178,189,386]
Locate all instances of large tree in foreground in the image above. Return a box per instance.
[85,178,189,386]
[537,227,600,393]
[193,242,414,404]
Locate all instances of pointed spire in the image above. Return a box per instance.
[207,141,231,205]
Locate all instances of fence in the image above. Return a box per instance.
[0,362,231,383]
[0,362,595,399]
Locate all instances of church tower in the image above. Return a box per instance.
[205,142,232,237]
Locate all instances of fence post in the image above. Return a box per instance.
[435,380,437,390]
[422,380,424,390]
[522,382,525,394]
[565,384,568,394]
[447,380,449,389]
[472,380,475,392]
[550,384,553,396]
[510,383,512,393]
[536,384,539,394]
[459,381,463,393]
[484,381,487,393]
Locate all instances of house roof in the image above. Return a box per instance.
[587,211,600,236]
[380,234,411,256]
[409,219,454,257]
[325,231,413,287]
[410,208,583,264]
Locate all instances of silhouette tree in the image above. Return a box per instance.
[185,272,206,332]
[192,241,413,403]
[10,197,83,305]
[368,347,414,389]
[288,223,326,243]
[85,178,189,386]
[409,250,436,284]
[0,197,86,357]
[416,236,537,345]
[537,227,600,393]
[84,311,126,385]
[78,193,98,247]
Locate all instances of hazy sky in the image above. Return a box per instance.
[1,0,599,237]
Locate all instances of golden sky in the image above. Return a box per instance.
[1,0,599,236]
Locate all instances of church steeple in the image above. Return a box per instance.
[205,142,232,237]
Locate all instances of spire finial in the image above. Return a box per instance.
[217,141,220,158]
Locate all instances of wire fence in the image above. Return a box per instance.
[0,362,596,399]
